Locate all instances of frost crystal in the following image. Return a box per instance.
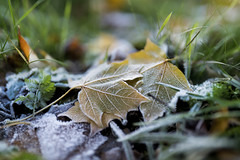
[33,114,107,160]
[191,80,214,97]
[168,90,187,109]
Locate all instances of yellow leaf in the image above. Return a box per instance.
[127,38,167,64]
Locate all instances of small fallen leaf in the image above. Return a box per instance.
[18,27,31,61]
[18,26,57,68]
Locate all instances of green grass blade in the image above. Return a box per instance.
[61,0,72,44]
[8,0,15,26]
[181,26,207,34]
[156,12,172,39]
[8,0,17,37]
[185,23,198,79]
[181,29,201,55]
[0,35,9,53]
[181,12,214,55]
[205,60,240,71]
[15,0,45,26]
[103,46,110,62]
[2,28,28,65]
[187,23,198,59]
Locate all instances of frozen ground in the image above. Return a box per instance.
[7,113,108,160]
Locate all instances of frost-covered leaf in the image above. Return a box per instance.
[139,60,191,122]
[59,102,102,135]
[79,80,148,127]
[127,38,167,64]
[125,39,191,122]
[59,101,121,135]
[5,69,39,100]
[16,71,56,111]
[6,80,25,100]
[68,60,149,130]
[69,60,143,88]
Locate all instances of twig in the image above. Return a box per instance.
[0,121,31,129]
[110,121,135,160]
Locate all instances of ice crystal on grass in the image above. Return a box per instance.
[191,80,214,97]
[168,90,188,109]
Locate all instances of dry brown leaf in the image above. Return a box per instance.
[68,60,149,130]
[59,102,122,135]
[79,80,148,127]
[64,38,190,133]
[18,28,31,61]
[58,102,101,135]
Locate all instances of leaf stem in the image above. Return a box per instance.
[5,86,77,125]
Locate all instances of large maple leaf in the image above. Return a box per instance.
[61,60,149,134]
[60,38,191,134]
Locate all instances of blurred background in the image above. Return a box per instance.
[0,0,240,84]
